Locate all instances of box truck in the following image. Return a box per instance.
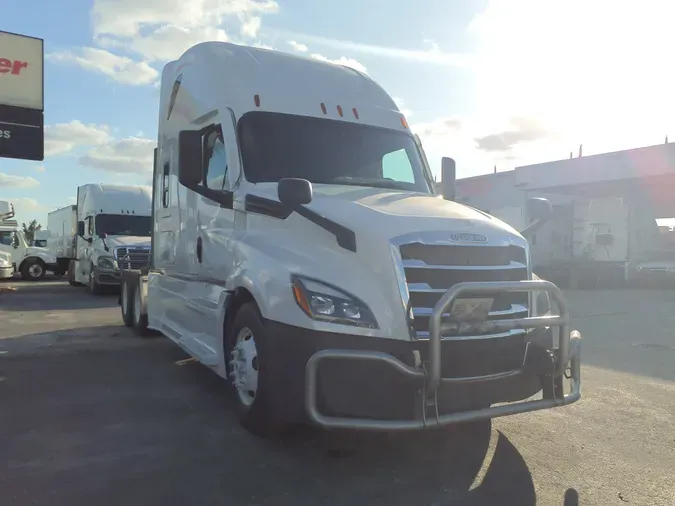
[119,42,582,437]
[0,200,58,280]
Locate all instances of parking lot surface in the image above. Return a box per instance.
[1,278,674,506]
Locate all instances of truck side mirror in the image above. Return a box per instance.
[441,157,456,201]
[278,178,313,207]
[12,233,19,248]
[77,221,85,237]
[178,130,204,188]
[520,197,553,239]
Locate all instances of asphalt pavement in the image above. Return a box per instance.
[0,277,673,506]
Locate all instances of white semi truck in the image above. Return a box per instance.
[0,200,59,280]
[120,42,582,437]
[63,184,152,294]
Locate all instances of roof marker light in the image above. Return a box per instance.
[254,94,261,107]
[352,108,359,119]
[337,105,343,117]
[320,103,327,114]
[400,117,408,129]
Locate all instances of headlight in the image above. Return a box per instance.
[291,275,378,328]
[0,258,10,267]
[98,256,117,270]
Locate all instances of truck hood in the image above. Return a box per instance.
[250,183,525,246]
[26,246,57,263]
[104,236,151,249]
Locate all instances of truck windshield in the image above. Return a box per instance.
[95,214,151,237]
[238,111,433,193]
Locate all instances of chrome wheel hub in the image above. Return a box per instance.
[229,326,259,407]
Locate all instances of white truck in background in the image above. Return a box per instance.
[0,200,59,280]
[66,184,152,294]
[32,229,50,248]
[120,42,582,438]
[0,251,13,280]
[47,205,77,276]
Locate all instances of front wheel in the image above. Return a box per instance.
[225,302,287,438]
[87,265,104,295]
[21,258,46,281]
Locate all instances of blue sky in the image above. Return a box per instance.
[2,0,675,225]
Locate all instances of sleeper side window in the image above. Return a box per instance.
[162,162,170,208]
[204,125,229,191]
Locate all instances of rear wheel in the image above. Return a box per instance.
[21,258,46,281]
[131,283,151,336]
[120,280,133,327]
[226,302,287,438]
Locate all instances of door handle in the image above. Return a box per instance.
[196,236,203,263]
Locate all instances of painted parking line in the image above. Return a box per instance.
[174,357,197,366]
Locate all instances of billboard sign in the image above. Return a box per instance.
[0,30,44,162]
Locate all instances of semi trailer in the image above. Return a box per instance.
[120,41,582,437]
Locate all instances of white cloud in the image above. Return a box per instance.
[44,120,111,157]
[98,24,229,62]
[0,173,40,189]
[91,0,279,39]
[240,15,261,38]
[310,54,367,73]
[79,137,155,174]
[88,0,278,65]
[0,197,48,218]
[277,31,472,67]
[35,165,45,173]
[48,47,158,85]
[287,40,308,52]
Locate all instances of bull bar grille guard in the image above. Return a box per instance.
[304,279,581,430]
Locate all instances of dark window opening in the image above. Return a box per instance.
[237,112,432,193]
[94,214,152,237]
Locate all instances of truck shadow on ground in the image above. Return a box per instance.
[0,329,578,506]
[0,283,119,311]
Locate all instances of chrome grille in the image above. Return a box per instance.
[400,243,529,340]
[115,247,151,270]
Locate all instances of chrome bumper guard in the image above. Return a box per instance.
[305,280,582,430]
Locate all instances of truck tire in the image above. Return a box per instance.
[225,302,286,438]
[68,260,80,286]
[131,282,152,336]
[21,258,46,281]
[87,265,104,295]
[120,279,134,327]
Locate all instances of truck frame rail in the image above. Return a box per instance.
[305,279,581,430]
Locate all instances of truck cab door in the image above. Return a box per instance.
[78,216,94,281]
[196,109,239,281]
[0,230,16,263]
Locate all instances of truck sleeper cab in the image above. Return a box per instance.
[70,184,152,294]
[120,41,582,437]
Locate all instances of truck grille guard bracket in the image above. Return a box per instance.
[304,280,582,431]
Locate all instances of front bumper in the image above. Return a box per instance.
[95,268,121,285]
[0,266,13,279]
[264,280,581,431]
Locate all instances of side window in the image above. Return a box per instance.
[0,231,12,246]
[162,162,170,208]
[204,126,228,191]
[382,148,415,183]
